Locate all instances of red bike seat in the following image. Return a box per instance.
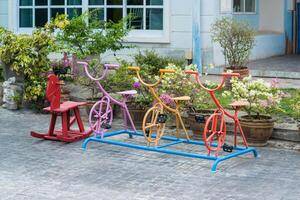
[117,90,137,96]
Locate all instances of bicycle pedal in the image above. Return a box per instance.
[195,115,205,123]
[101,123,111,129]
[157,114,168,123]
[145,129,150,137]
[223,143,233,153]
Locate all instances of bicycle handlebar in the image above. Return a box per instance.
[185,70,240,92]
[159,69,176,74]
[185,70,199,75]
[77,61,109,81]
[128,66,176,87]
[128,66,141,71]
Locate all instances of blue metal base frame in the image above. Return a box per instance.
[82,130,258,172]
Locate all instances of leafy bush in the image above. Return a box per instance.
[211,17,256,69]
[160,63,212,111]
[46,11,131,59]
[134,50,186,79]
[106,59,136,92]
[0,28,53,102]
[223,76,283,118]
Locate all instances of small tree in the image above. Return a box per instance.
[211,17,256,70]
[46,11,131,59]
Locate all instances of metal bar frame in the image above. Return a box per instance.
[82,130,258,172]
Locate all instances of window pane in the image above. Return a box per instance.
[20,9,33,27]
[245,0,255,12]
[67,0,82,5]
[127,8,143,29]
[35,0,47,6]
[107,8,122,22]
[146,0,163,5]
[127,0,143,5]
[233,0,244,12]
[89,8,104,22]
[51,0,64,5]
[146,8,163,30]
[89,0,104,5]
[107,0,122,5]
[35,9,48,27]
[20,0,32,6]
[67,8,82,19]
[51,8,65,19]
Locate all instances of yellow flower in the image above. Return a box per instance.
[208,63,214,69]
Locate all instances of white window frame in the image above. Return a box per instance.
[232,0,256,14]
[9,0,170,43]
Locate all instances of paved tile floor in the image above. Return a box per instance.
[248,55,300,72]
[1,108,300,200]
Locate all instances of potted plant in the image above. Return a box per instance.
[223,76,284,146]
[211,17,256,88]
[50,52,74,101]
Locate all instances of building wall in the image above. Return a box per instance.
[233,0,259,30]
[107,0,194,62]
[199,0,219,67]
[260,0,284,33]
[0,0,8,28]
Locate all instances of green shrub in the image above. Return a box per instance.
[211,17,256,69]
[46,11,132,59]
[0,28,53,102]
[134,50,186,79]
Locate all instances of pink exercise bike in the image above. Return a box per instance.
[77,62,137,141]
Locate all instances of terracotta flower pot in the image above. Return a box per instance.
[127,108,147,130]
[224,67,249,89]
[239,115,275,147]
[188,109,214,141]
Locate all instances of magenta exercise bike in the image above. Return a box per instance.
[77,62,138,143]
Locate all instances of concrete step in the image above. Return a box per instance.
[207,67,300,79]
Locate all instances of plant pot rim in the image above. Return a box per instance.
[239,115,275,123]
[225,66,249,71]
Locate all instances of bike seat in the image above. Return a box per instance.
[229,100,249,108]
[117,90,137,96]
[171,96,191,101]
[104,64,119,70]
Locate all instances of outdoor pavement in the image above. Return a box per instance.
[248,55,300,72]
[1,108,300,200]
